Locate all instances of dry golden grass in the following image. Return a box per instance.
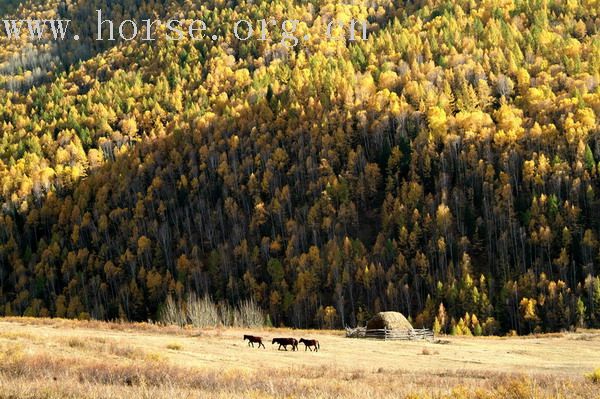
[1,317,599,398]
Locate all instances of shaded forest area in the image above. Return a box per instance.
[0,0,600,334]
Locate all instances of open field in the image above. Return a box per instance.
[1,318,599,398]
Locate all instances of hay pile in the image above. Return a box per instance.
[366,312,413,331]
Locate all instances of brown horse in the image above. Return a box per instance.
[244,334,265,349]
[272,337,298,351]
[299,338,320,352]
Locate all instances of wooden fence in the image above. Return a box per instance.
[345,327,434,341]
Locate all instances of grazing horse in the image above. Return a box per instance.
[272,337,298,351]
[244,335,266,349]
[299,338,320,352]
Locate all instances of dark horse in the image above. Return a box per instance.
[299,338,320,352]
[244,335,265,349]
[272,337,298,351]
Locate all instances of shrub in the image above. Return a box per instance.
[237,299,266,327]
[159,294,265,328]
[158,295,186,327]
[186,293,219,328]
[144,352,163,362]
[586,368,600,383]
[433,317,442,335]
[421,347,439,355]
[67,338,86,348]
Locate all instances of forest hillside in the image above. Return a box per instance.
[0,0,599,334]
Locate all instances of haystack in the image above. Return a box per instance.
[366,311,413,331]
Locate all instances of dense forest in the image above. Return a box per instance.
[0,0,599,335]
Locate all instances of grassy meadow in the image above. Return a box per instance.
[0,317,599,398]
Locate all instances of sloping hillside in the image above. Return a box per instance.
[0,0,599,333]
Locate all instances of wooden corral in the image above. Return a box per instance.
[346,326,434,341]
